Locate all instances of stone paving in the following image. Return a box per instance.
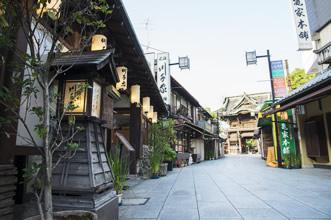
[119,155,331,220]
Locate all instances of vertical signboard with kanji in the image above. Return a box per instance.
[271,60,287,98]
[157,52,171,105]
[279,120,298,168]
[290,0,313,50]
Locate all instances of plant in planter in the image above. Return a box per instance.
[164,146,176,171]
[149,119,175,178]
[108,145,128,205]
[150,153,161,178]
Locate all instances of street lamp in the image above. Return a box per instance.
[245,51,257,65]
[245,49,282,167]
[170,56,190,70]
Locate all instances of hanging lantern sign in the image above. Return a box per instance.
[63,80,87,114]
[116,66,128,91]
[91,34,107,51]
[152,112,158,123]
[142,97,150,114]
[130,85,140,105]
[147,105,154,120]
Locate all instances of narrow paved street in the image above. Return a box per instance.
[120,155,331,220]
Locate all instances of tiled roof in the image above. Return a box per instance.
[222,92,270,115]
[276,68,331,105]
[52,49,113,70]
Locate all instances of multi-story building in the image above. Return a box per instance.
[219,92,270,154]
[0,0,167,219]
[170,77,222,163]
[266,0,331,168]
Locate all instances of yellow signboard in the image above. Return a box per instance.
[64,80,87,114]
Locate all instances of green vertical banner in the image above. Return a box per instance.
[279,120,297,168]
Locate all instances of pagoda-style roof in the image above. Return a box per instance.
[221,92,270,117]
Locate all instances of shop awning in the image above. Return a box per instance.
[175,121,215,138]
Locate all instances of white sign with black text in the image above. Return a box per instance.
[157,52,171,105]
[290,0,313,50]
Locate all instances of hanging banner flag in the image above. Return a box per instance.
[290,0,313,50]
[115,66,128,91]
[157,52,171,105]
[271,60,287,98]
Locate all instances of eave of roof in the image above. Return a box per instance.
[275,68,331,106]
[107,0,168,116]
[52,49,113,70]
[171,76,200,107]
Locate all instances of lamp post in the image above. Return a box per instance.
[169,56,190,70]
[245,49,282,167]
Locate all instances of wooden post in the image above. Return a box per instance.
[227,135,230,154]
[238,131,242,154]
[129,103,142,174]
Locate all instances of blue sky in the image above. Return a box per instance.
[122,0,303,110]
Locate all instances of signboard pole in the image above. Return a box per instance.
[266,50,282,167]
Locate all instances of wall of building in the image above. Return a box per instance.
[297,95,331,167]
[305,0,331,33]
[192,139,204,161]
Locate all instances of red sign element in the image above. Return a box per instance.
[273,77,287,98]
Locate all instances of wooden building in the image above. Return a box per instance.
[0,0,167,219]
[267,70,331,168]
[219,93,270,154]
[265,3,331,168]
[256,101,276,159]
[170,77,221,164]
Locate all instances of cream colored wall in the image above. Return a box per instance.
[297,96,331,167]
[192,139,205,161]
[316,23,331,70]
[317,23,331,50]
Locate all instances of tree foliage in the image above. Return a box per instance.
[288,68,316,91]
[0,1,113,219]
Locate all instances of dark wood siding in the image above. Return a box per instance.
[303,116,328,158]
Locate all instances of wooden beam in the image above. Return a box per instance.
[129,104,142,174]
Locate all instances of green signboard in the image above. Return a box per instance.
[279,119,300,168]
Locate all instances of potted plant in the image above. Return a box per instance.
[149,119,176,178]
[108,145,128,205]
[163,146,176,171]
[150,150,161,178]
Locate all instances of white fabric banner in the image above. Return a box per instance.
[290,0,313,50]
[157,52,171,105]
